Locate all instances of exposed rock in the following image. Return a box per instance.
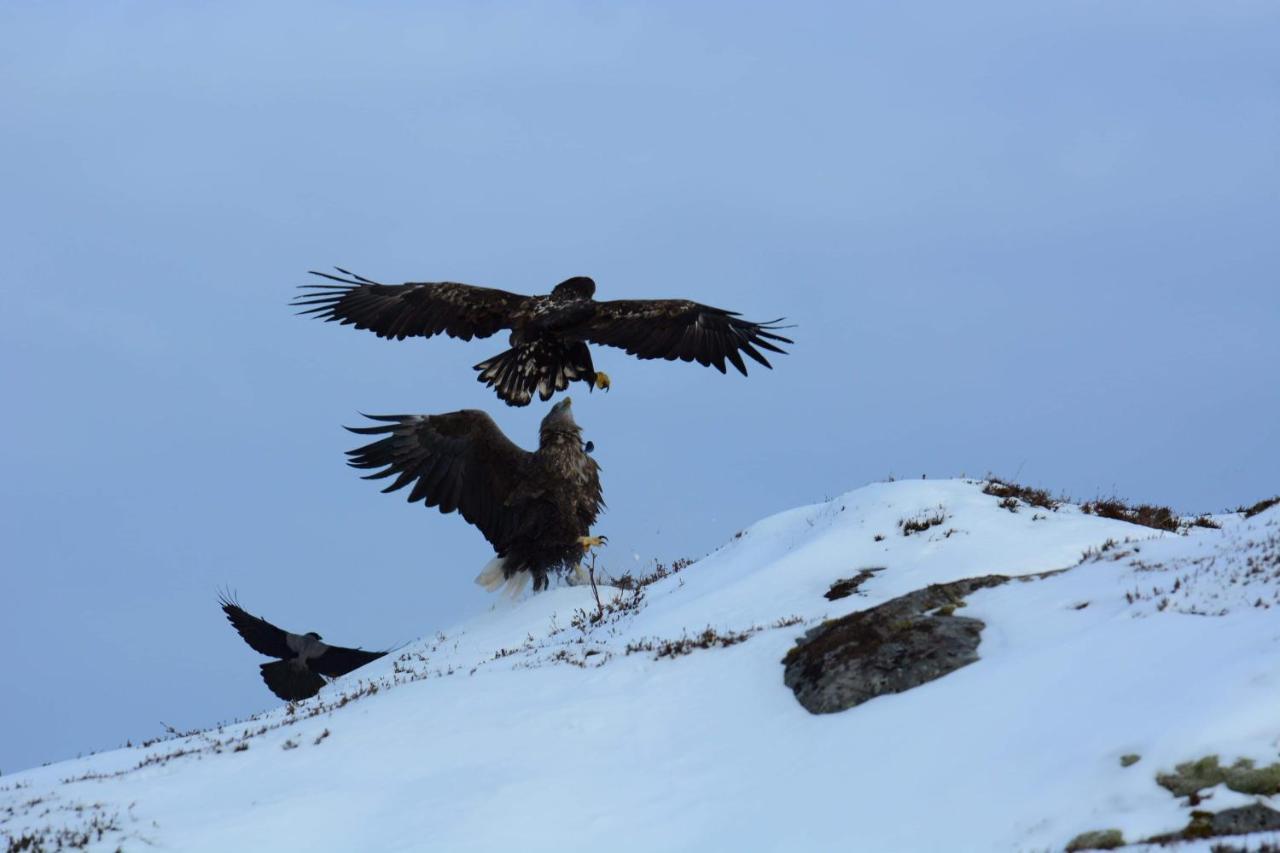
[1157,755,1280,798]
[1210,803,1280,836]
[1065,828,1124,851]
[1147,803,1280,843]
[782,575,1009,714]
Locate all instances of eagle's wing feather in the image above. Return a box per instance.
[580,299,792,375]
[345,411,532,551]
[292,268,527,341]
[311,646,387,679]
[220,595,294,660]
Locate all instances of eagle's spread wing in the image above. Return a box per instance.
[345,411,534,551]
[292,268,527,341]
[220,594,293,660]
[580,299,792,375]
[310,645,387,678]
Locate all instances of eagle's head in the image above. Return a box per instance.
[540,396,581,439]
[550,276,596,301]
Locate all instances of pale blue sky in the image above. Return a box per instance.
[2,1,1277,773]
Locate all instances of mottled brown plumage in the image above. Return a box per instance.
[345,398,604,591]
[293,268,791,406]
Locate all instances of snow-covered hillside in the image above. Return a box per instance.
[5,480,1279,852]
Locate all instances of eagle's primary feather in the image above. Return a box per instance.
[293,268,791,406]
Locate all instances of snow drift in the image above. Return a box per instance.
[4,479,1279,852]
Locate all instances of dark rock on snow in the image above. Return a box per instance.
[823,567,885,601]
[783,575,1010,714]
[1205,803,1280,837]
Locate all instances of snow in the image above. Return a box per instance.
[4,479,1279,852]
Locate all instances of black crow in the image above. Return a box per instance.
[219,595,387,701]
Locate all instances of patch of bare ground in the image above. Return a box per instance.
[1239,496,1280,519]
[899,508,946,536]
[982,478,1062,512]
[983,476,1236,533]
[1080,498,1180,532]
[825,568,885,601]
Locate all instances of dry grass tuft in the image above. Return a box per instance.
[982,479,1061,511]
[1081,498,1179,532]
[899,509,946,536]
[625,616,804,660]
[1239,496,1280,519]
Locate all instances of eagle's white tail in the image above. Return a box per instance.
[474,557,531,598]
[474,556,507,591]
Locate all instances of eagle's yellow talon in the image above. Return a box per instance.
[594,372,611,391]
[578,534,608,551]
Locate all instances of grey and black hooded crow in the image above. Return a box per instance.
[219,595,387,701]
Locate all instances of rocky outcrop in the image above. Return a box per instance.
[1146,803,1280,844]
[782,575,1010,714]
[1206,804,1280,837]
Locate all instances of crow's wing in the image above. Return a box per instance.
[345,410,534,551]
[259,661,326,701]
[292,268,527,341]
[580,299,792,375]
[220,594,294,660]
[311,645,387,679]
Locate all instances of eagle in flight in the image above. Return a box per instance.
[293,268,792,406]
[346,397,604,594]
[219,594,387,701]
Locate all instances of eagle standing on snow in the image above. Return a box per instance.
[346,397,604,594]
[293,268,792,407]
[219,595,387,701]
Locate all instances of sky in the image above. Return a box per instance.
[1,1,1277,774]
